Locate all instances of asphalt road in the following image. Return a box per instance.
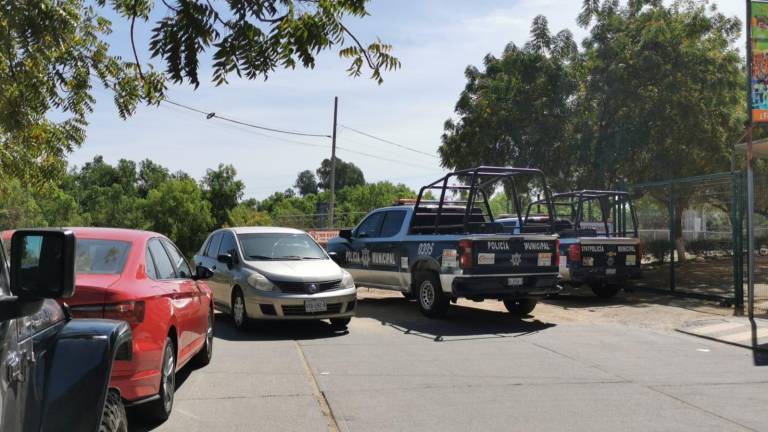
[132,292,768,432]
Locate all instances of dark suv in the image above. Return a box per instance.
[0,229,132,432]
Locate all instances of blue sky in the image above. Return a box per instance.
[75,0,743,200]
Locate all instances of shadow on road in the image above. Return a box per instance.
[213,313,349,342]
[354,296,555,342]
[543,284,728,313]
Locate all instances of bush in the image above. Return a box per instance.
[645,239,670,263]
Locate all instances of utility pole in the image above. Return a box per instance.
[328,96,338,228]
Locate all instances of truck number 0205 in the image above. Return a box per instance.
[417,243,434,256]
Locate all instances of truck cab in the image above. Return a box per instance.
[499,190,642,298]
[0,230,132,431]
[329,166,561,318]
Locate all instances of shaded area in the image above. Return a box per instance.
[354,296,556,342]
[676,317,768,366]
[212,313,349,342]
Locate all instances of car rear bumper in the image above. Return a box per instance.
[567,266,642,283]
[110,357,161,402]
[243,287,357,320]
[448,273,560,299]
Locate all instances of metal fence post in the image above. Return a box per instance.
[733,171,744,310]
[669,184,676,291]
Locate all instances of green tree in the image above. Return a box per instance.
[439,17,579,190]
[576,0,743,259]
[201,164,245,227]
[1,0,398,184]
[138,159,171,197]
[228,204,272,227]
[316,158,366,191]
[144,178,213,256]
[294,170,319,196]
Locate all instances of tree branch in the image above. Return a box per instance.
[130,1,144,79]
[338,21,375,69]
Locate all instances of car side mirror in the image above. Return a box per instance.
[217,253,233,265]
[194,265,214,280]
[9,229,76,300]
[339,229,352,240]
[328,251,342,264]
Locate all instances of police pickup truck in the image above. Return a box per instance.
[327,167,561,318]
[499,190,642,298]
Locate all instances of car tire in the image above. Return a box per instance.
[329,317,351,330]
[415,272,449,318]
[591,283,620,298]
[231,288,250,331]
[139,337,175,423]
[191,309,214,367]
[99,389,127,432]
[503,299,537,316]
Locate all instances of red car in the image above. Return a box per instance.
[2,228,214,423]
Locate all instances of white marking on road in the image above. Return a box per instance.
[696,348,710,352]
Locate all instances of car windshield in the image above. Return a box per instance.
[238,233,327,260]
[75,239,132,274]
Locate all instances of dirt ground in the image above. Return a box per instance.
[356,285,735,332]
[640,255,768,314]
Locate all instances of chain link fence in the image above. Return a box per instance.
[625,172,745,308]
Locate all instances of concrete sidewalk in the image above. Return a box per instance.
[677,317,768,352]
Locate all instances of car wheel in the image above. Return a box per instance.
[231,289,250,331]
[99,389,127,432]
[191,309,214,367]
[591,283,620,298]
[329,317,351,330]
[139,337,175,423]
[503,299,537,316]
[415,272,449,318]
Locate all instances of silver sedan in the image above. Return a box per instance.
[194,227,357,331]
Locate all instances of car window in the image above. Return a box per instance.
[75,239,132,274]
[355,212,385,238]
[145,250,158,279]
[218,231,238,256]
[147,238,177,280]
[380,211,406,237]
[205,232,223,258]
[239,233,327,261]
[161,239,193,279]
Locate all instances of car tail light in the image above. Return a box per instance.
[459,240,473,269]
[103,301,145,325]
[70,301,145,326]
[567,244,581,262]
[554,240,560,265]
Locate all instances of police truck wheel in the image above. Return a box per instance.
[99,389,127,432]
[416,272,449,318]
[591,283,620,298]
[503,299,537,316]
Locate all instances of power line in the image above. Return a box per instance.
[339,124,438,158]
[159,102,441,171]
[163,99,332,138]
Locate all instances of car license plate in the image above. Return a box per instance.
[508,277,523,286]
[606,268,616,275]
[305,299,327,313]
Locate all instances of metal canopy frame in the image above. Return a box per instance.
[527,190,640,238]
[411,166,556,235]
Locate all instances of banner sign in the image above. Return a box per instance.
[751,1,768,122]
